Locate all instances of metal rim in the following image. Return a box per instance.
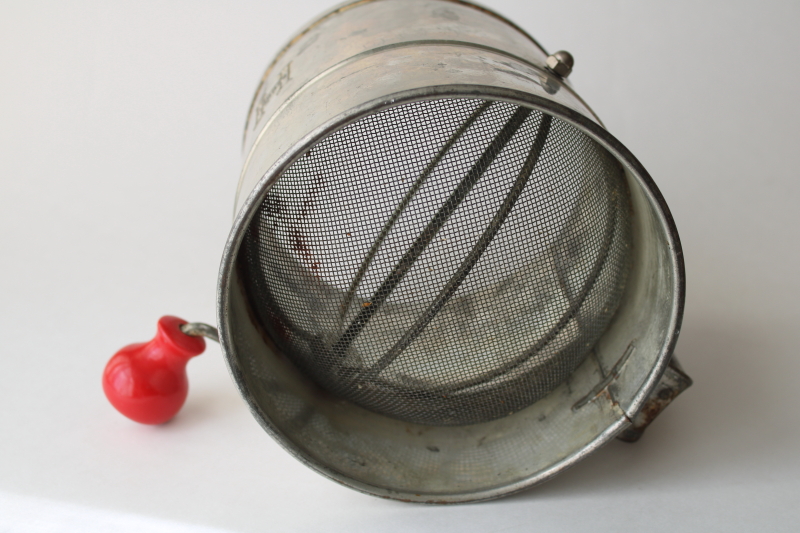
[218,85,685,503]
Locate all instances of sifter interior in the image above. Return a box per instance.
[238,99,631,426]
[219,0,686,503]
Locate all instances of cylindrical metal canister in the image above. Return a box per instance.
[218,0,685,502]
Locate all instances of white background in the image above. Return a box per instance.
[1,0,799,531]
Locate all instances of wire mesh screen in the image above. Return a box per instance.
[239,98,631,426]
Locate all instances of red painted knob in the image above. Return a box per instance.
[103,316,206,424]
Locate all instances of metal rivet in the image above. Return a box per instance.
[545,50,574,78]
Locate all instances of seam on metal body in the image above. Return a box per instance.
[572,341,635,411]
[242,0,552,142]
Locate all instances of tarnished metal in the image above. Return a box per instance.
[617,356,693,442]
[545,50,574,78]
[180,322,220,343]
[216,0,689,503]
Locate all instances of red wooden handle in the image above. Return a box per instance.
[102,316,206,424]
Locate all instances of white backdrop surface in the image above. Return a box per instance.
[1,0,799,531]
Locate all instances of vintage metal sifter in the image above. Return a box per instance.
[104,0,691,503]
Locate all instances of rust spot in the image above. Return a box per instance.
[269,315,292,343]
[282,174,326,279]
[617,359,692,443]
[290,229,310,254]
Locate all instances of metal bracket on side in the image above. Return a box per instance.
[572,343,692,442]
[616,356,692,442]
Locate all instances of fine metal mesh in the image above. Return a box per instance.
[239,98,631,426]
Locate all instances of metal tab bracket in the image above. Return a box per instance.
[573,341,692,442]
[617,356,692,442]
